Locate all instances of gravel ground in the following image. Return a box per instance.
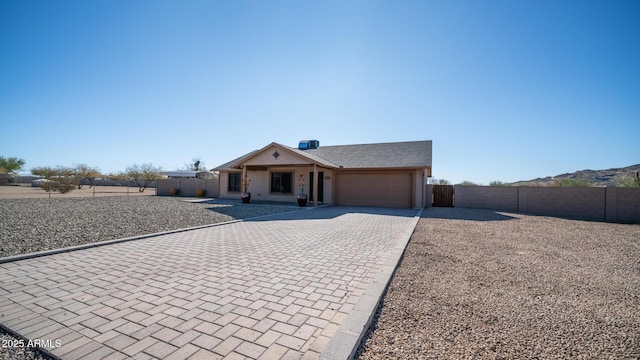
[0,327,54,360]
[3,200,639,359]
[0,196,297,258]
[0,184,153,199]
[357,207,640,359]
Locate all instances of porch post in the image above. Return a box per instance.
[313,164,318,207]
[242,166,247,193]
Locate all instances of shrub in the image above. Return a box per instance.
[169,188,179,196]
[40,179,74,193]
[619,171,640,187]
[40,181,53,192]
[196,189,206,197]
[33,166,75,193]
[552,178,592,187]
[459,181,479,186]
[55,180,75,194]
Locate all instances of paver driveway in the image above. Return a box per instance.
[0,206,418,359]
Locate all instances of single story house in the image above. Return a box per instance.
[214,140,432,208]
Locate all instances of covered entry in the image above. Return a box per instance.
[335,172,412,208]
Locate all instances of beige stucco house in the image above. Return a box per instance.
[214,140,432,208]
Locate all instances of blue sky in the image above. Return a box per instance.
[1,0,638,184]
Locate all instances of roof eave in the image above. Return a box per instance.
[335,166,431,171]
[226,142,337,169]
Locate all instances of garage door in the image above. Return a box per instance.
[335,172,412,208]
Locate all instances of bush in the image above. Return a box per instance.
[32,166,75,194]
[552,178,592,187]
[40,180,74,193]
[619,171,640,187]
[39,182,52,192]
[459,181,479,186]
[169,188,179,196]
[196,189,206,197]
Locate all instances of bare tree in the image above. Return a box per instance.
[184,158,206,172]
[125,163,161,192]
[431,179,451,185]
[73,164,101,189]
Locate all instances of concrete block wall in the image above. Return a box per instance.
[454,186,518,212]
[157,178,219,198]
[424,184,433,208]
[518,187,605,221]
[452,185,640,223]
[607,187,640,223]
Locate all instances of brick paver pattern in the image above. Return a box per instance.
[0,206,417,359]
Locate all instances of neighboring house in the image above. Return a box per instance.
[214,140,432,208]
[160,171,216,179]
[0,170,16,185]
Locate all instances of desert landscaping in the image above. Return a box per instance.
[1,188,639,359]
[0,187,298,258]
[357,207,640,359]
[0,187,299,360]
[0,184,155,200]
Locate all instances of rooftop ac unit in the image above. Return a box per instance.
[298,140,319,150]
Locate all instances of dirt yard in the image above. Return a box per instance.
[357,207,640,359]
[0,184,154,199]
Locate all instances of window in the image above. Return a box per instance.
[270,172,292,194]
[228,173,241,192]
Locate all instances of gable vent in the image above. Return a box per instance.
[298,140,319,150]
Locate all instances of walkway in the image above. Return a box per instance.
[0,206,419,359]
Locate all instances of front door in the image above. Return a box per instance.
[309,171,324,203]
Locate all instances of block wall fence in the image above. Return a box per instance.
[157,178,219,198]
[452,185,640,223]
[425,184,432,208]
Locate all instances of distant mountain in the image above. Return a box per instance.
[511,164,640,187]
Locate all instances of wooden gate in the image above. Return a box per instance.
[433,185,454,207]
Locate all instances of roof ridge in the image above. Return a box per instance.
[215,140,431,170]
[290,140,431,149]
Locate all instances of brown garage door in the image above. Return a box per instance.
[335,172,412,208]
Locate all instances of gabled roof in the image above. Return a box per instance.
[214,140,432,170]
[301,140,431,169]
[213,150,261,171]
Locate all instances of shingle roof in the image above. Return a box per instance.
[300,140,431,169]
[214,140,432,170]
